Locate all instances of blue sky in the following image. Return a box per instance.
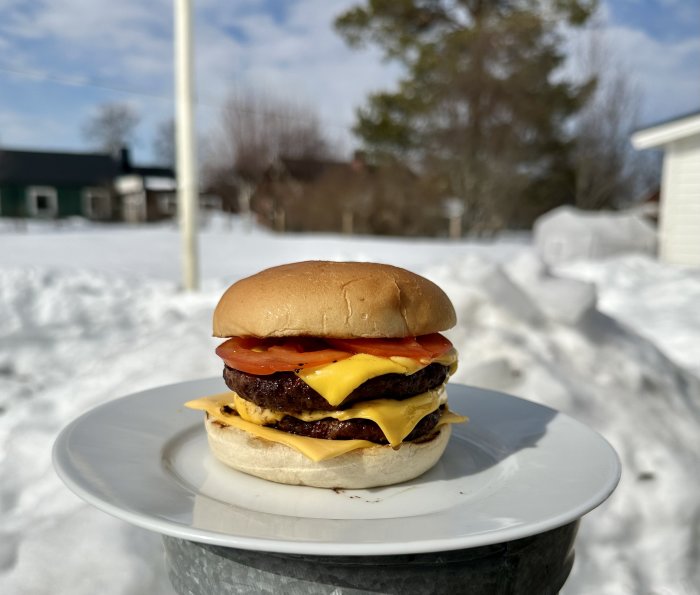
[607,0,699,43]
[0,0,697,163]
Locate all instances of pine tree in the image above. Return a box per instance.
[336,0,597,231]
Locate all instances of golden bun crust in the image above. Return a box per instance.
[213,261,456,338]
[204,417,451,489]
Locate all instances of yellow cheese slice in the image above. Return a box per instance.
[239,389,444,447]
[186,390,443,447]
[295,351,457,407]
[221,415,376,461]
[436,408,468,427]
[185,391,467,461]
[434,347,459,367]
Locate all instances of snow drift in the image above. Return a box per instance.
[534,206,658,266]
[0,220,698,594]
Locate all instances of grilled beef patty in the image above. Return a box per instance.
[223,362,449,412]
[274,406,443,443]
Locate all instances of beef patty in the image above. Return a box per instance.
[274,406,443,443]
[223,362,449,412]
[216,405,444,444]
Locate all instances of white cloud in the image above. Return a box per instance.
[599,24,700,123]
[562,4,699,127]
[0,0,696,158]
[0,107,77,149]
[189,0,402,154]
[0,0,400,154]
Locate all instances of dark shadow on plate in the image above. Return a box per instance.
[365,383,559,490]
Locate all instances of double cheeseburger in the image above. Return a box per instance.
[186,261,465,489]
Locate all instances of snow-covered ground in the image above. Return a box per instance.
[1,215,699,595]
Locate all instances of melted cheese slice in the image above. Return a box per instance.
[185,391,467,461]
[295,348,458,407]
[235,388,445,447]
[222,415,376,461]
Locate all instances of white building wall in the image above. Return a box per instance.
[660,135,700,265]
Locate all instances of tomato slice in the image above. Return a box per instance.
[216,336,353,375]
[217,333,454,375]
[415,333,454,358]
[327,333,453,361]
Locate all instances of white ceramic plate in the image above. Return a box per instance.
[53,379,620,555]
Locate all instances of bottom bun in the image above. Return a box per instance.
[204,417,452,489]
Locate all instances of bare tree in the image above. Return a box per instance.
[218,91,331,178]
[83,102,140,156]
[153,119,176,168]
[572,29,653,209]
[202,90,337,213]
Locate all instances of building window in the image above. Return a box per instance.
[82,188,112,220]
[27,186,58,218]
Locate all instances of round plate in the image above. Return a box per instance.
[53,379,620,555]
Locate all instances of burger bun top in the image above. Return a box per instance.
[213,261,456,339]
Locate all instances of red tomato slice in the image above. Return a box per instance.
[416,333,455,358]
[327,333,453,361]
[216,336,352,375]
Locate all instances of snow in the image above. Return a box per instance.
[557,255,700,377]
[1,214,699,594]
[534,206,658,266]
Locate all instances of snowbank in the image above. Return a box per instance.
[558,255,700,377]
[1,221,699,594]
[534,206,657,265]
[425,255,700,594]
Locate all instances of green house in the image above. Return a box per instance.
[0,149,118,220]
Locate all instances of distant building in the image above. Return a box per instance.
[113,149,177,223]
[250,154,443,236]
[251,155,373,233]
[0,149,116,220]
[632,111,700,266]
[0,147,176,223]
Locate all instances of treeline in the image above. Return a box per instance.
[83,0,657,237]
[201,92,457,236]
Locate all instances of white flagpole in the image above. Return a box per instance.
[174,0,199,290]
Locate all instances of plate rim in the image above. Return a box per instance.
[52,378,621,555]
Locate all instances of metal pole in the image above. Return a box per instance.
[174,0,199,290]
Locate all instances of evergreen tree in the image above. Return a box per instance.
[336,0,597,230]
